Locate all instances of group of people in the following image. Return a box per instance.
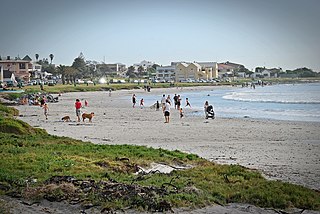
[22,95,49,120]
[160,94,193,123]
[131,94,144,108]
[131,92,215,123]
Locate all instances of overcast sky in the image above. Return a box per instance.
[1,0,320,71]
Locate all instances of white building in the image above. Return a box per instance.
[97,63,127,76]
[251,69,278,78]
[156,64,175,81]
[32,63,43,79]
[133,60,155,72]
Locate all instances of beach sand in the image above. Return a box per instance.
[16,86,320,191]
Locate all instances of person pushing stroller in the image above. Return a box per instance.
[204,101,215,119]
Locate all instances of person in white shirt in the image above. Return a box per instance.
[163,99,171,123]
[161,94,167,110]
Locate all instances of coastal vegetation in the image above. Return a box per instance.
[0,103,319,212]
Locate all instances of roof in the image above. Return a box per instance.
[22,55,32,61]
[218,61,244,69]
[218,64,236,70]
[176,63,189,68]
[0,59,30,63]
[189,62,202,69]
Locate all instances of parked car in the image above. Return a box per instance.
[5,80,16,87]
[30,80,38,85]
[85,80,94,84]
[17,81,25,87]
[48,80,56,86]
[76,79,85,84]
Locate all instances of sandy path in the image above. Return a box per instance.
[16,87,320,190]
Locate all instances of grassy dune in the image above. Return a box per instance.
[0,103,319,212]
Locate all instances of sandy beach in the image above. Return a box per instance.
[16,86,320,191]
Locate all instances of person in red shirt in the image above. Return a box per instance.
[75,99,82,122]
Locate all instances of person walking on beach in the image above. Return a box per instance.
[132,94,136,108]
[161,94,166,110]
[156,100,160,111]
[204,101,209,118]
[177,95,181,110]
[185,98,191,108]
[109,89,112,97]
[85,100,88,107]
[166,95,172,105]
[75,99,82,122]
[173,94,178,109]
[179,108,184,118]
[40,96,45,107]
[163,99,171,123]
[140,98,144,108]
[43,103,49,120]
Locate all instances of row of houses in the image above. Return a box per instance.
[155,61,245,82]
[0,55,282,84]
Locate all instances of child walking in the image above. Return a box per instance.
[43,103,49,120]
[140,98,144,108]
[179,108,184,118]
[185,98,191,108]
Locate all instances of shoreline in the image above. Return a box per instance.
[16,87,320,190]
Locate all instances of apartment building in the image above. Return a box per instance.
[155,63,176,81]
[175,61,218,82]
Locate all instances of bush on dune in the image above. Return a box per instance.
[0,117,46,135]
[0,104,46,135]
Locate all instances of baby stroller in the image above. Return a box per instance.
[206,105,215,119]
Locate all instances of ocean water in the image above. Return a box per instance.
[140,83,320,122]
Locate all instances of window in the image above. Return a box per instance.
[19,63,26,69]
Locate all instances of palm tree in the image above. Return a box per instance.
[35,54,39,61]
[49,54,54,64]
[57,65,66,85]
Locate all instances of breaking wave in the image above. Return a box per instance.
[223,92,320,104]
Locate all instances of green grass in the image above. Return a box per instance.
[0,103,319,211]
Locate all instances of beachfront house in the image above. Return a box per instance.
[218,61,245,78]
[96,63,127,77]
[31,63,43,79]
[251,67,281,78]
[155,63,176,82]
[175,62,218,82]
[132,60,155,73]
[197,62,218,79]
[0,55,33,82]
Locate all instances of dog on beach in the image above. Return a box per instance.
[61,116,71,122]
[82,112,94,122]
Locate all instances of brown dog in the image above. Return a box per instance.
[61,116,71,122]
[82,112,94,122]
